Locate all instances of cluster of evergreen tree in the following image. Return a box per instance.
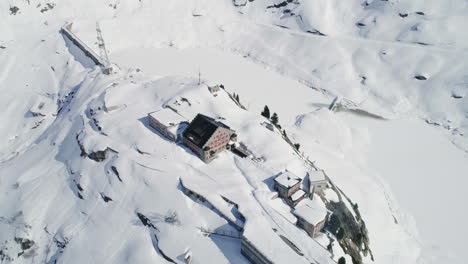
[261,105,278,125]
[261,105,301,151]
[232,92,240,103]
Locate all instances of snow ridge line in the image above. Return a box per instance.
[234,19,468,55]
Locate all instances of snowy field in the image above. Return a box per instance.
[1,0,468,263]
[346,115,468,262]
[110,47,331,125]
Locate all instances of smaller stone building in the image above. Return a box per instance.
[148,108,187,142]
[274,171,306,207]
[305,170,329,198]
[294,195,329,238]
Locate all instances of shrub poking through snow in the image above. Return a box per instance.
[164,210,181,225]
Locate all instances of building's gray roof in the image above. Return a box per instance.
[183,114,231,148]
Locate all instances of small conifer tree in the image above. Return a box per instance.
[261,105,270,119]
[338,257,346,264]
[271,113,279,125]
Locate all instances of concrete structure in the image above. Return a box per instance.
[240,236,273,264]
[182,114,236,163]
[294,195,329,238]
[148,108,188,142]
[305,170,329,198]
[208,85,221,94]
[61,23,107,67]
[274,171,306,207]
[261,122,274,131]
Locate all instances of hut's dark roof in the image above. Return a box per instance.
[183,114,230,148]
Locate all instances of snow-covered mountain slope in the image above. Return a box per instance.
[232,0,468,153]
[1,0,467,263]
[234,0,468,50]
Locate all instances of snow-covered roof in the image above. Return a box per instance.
[291,189,305,201]
[307,170,327,183]
[294,195,329,225]
[149,108,187,127]
[167,122,188,136]
[274,171,301,188]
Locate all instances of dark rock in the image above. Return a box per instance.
[399,13,408,18]
[180,97,191,106]
[10,6,20,15]
[40,3,55,13]
[0,248,13,262]
[164,211,180,225]
[76,134,87,157]
[14,238,35,251]
[232,0,248,6]
[360,76,367,85]
[306,29,326,36]
[415,75,427,80]
[88,150,107,162]
[100,193,113,202]
[267,0,292,9]
[276,24,290,29]
[136,213,157,230]
[29,109,45,117]
[53,236,69,249]
[416,42,430,46]
[111,166,122,182]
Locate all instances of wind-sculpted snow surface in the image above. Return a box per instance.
[1,0,467,263]
[234,0,468,50]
